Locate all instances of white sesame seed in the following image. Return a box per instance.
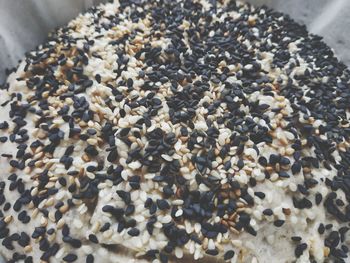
[175,209,183,217]
[175,247,184,258]
[208,239,215,250]
[128,161,142,170]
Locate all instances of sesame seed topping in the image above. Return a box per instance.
[0,0,349,262]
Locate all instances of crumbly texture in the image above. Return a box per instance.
[1,0,350,262]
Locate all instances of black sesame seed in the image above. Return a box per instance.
[258,156,267,166]
[62,224,70,236]
[291,162,302,174]
[325,224,333,230]
[295,243,307,258]
[318,223,325,234]
[63,254,78,262]
[125,204,135,216]
[297,184,309,195]
[86,254,94,263]
[116,190,131,204]
[156,199,170,210]
[149,203,157,215]
[315,193,323,205]
[102,205,124,218]
[18,232,30,247]
[254,191,265,199]
[107,149,118,162]
[127,228,140,236]
[278,171,290,178]
[224,250,235,260]
[280,156,290,165]
[66,237,82,248]
[32,227,46,239]
[0,228,9,239]
[245,225,257,236]
[58,177,67,186]
[325,231,340,248]
[0,121,9,129]
[3,203,11,211]
[144,198,153,208]
[100,223,110,232]
[88,234,98,244]
[47,229,55,235]
[274,220,285,227]
[269,154,280,165]
[39,237,50,251]
[263,209,273,216]
[237,159,244,169]
[95,74,101,83]
[206,249,219,256]
[291,236,302,242]
[84,145,99,156]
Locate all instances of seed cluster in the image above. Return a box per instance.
[0,0,350,262]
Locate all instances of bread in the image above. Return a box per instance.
[1,0,350,262]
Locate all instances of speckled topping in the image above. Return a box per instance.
[0,0,350,262]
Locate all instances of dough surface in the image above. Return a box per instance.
[0,0,350,262]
